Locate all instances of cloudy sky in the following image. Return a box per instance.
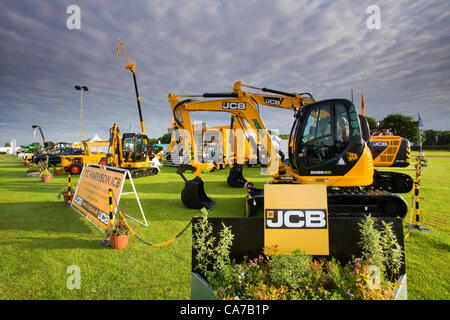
[1,0,449,146]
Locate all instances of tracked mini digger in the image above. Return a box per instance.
[106,122,158,178]
[168,81,413,219]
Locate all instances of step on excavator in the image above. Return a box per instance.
[168,81,412,218]
[105,38,159,178]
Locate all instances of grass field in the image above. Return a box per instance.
[0,152,449,300]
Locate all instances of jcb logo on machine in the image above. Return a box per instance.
[265,209,327,229]
[347,152,358,161]
[373,141,388,147]
[222,102,246,110]
[263,97,283,106]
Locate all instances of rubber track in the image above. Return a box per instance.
[366,170,414,194]
[130,167,159,178]
[327,187,407,218]
[246,185,408,218]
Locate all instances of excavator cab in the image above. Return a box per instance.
[289,99,369,180]
[122,133,149,164]
[247,98,378,217]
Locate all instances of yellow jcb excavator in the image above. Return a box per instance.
[105,38,158,178]
[168,81,412,218]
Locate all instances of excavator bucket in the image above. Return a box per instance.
[178,165,215,209]
[227,164,248,188]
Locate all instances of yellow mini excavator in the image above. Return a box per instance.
[168,81,412,218]
[106,122,158,178]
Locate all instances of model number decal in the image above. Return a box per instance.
[310,170,332,175]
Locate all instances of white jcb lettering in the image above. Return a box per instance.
[305,210,326,228]
[284,210,304,228]
[266,210,327,229]
[222,102,246,110]
[266,211,283,228]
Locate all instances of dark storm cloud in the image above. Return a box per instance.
[0,0,449,145]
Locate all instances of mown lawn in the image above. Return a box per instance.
[0,151,448,300]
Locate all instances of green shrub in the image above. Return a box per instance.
[268,249,310,289]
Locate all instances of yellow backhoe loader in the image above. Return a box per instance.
[59,140,110,175]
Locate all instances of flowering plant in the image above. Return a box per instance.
[40,168,52,178]
[105,212,129,237]
[56,186,71,199]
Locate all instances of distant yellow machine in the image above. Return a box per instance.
[371,134,411,167]
[166,118,258,171]
[105,123,158,178]
[101,38,159,178]
[359,91,411,168]
[59,140,110,174]
[208,116,260,168]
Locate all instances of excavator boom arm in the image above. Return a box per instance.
[116,38,146,135]
[168,93,281,176]
[32,125,46,143]
[168,81,318,177]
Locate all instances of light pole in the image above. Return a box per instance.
[75,85,88,150]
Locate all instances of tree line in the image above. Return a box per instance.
[366,113,448,146]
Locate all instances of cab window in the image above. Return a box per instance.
[89,145,109,154]
[123,138,135,162]
[135,137,147,162]
[300,103,333,165]
[335,102,350,153]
